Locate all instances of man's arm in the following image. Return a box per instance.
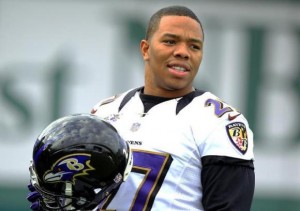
[201,155,255,211]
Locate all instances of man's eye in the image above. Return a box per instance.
[191,45,201,50]
[164,40,176,45]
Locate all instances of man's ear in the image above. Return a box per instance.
[140,39,150,61]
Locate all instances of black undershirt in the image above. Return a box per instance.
[201,156,255,211]
[139,91,173,113]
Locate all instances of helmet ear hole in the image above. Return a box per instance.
[30,113,133,210]
[93,146,103,152]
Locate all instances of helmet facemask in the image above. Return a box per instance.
[30,161,124,210]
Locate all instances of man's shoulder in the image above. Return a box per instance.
[91,88,138,114]
[186,91,249,123]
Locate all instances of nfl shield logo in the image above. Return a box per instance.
[130,122,141,132]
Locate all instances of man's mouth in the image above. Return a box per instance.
[170,65,187,72]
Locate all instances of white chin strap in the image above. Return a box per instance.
[64,182,75,210]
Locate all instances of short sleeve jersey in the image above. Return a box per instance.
[91,87,254,211]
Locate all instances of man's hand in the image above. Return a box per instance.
[27,182,42,211]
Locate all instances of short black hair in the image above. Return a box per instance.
[145,5,204,40]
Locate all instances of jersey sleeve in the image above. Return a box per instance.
[90,95,120,115]
[90,91,128,119]
[90,89,136,117]
[200,114,254,160]
[190,92,254,160]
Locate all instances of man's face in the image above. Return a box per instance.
[141,15,204,97]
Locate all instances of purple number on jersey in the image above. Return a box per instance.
[130,150,173,210]
[205,98,233,117]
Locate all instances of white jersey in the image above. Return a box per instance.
[91,88,254,211]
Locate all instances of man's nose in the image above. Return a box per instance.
[173,43,190,59]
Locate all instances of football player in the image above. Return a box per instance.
[90,5,255,211]
[27,113,133,210]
